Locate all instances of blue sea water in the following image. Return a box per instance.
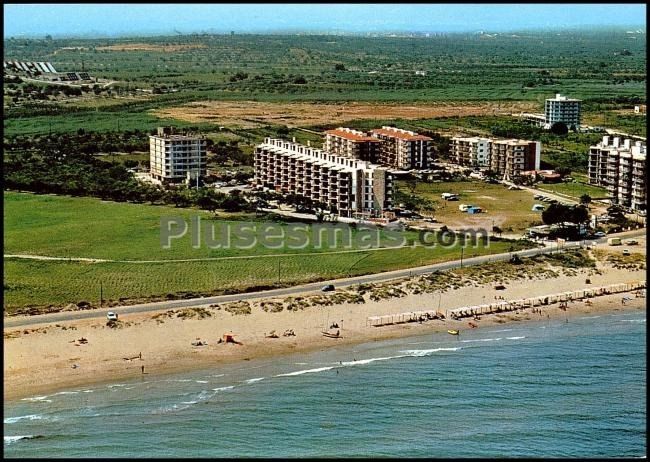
[4,310,646,458]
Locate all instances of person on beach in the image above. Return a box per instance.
[139,352,142,360]
[141,365,145,374]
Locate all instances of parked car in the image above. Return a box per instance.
[321,284,335,292]
[622,249,630,256]
[624,239,638,245]
[593,231,606,238]
[107,311,118,321]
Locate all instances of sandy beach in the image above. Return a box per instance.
[4,253,646,401]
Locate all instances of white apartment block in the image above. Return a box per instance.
[254,138,393,218]
[324,127,382,163]
[544,93,581,130]
[451,136,541,179]
[588,136,646,212]
[370,126,433,169]
[451,136,491,168]
[149,127,206,183]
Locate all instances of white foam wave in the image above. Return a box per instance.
[107,384,126,388]
[212,386,235,392]
[400,347,461,357]
[4,435,38,444]
[53,391,79,396]
[579,315,601,319]
[21,396,52,403]
[620,319,646,323]
[506,336,526,340]
[180,401,198,405]
[460,337,502,343]
[244,377,265,384]
[195,380,208,384]
[4,414,44,424]
[341,355,403,366]
[81,389,94,393]
[276,366,335,377]
[487,328,514,333]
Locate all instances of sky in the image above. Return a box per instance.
[3,3,647,38]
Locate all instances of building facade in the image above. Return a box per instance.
[149,127,207,183]
[490,139,541,180]
[544,93,581,130]
[324,128,382,163]
[588,136,647,211]
[451,136,491,168]
[452,136,540,178]
[254,138,392,217]
[369,126,433,169]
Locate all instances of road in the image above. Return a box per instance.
[5,242,581,329]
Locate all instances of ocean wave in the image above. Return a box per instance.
[276,366,335,377]
[487,328,514,333]
[195,380,208,384]
[107,384,127,388]
[620,319,646,323]
[244,377,265,384]
[400,347,461,357]
[460,337,502,343]
[52,391,80,396]
[20,396,52,403]
[212,386,235,392]
[506,336,526,340]
[341,355,404,366]
[4,414,45,424]
[579,316,601,319]
[4,435,43,444]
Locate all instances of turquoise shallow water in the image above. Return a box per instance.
[4,309,646,458]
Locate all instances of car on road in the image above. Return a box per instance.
[625,239,638,245]
[622,249,630,256]
[321,284,335,292]
[593,231,606,238]
[106,311,118,321]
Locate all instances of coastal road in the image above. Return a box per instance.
[5,242,583,329]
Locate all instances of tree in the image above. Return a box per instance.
[580,194,592,205]
[492,225,503,237]
[334,63,346,71]
[550,122,568,135]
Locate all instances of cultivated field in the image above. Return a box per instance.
[3,192,529,312]
[152,100,537,128]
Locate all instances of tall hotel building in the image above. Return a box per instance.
[544,93,581,130]
[588,136,646,212]
[149,127,207,183]
[451,136,540,179]
[451,136,491,168]
[370,126,433,169]
[324,128,382,163]
[254,138,392,218]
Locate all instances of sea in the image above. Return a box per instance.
[4,309,646,458]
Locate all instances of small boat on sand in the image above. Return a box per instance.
[447,330,460,336]
[322,331,342,339]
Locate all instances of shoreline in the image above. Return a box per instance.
[4,264,646,402]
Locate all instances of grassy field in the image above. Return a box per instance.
[397,180,543,232]
[534,181,609,200]
[3,192,529,311]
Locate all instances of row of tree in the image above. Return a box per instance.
[4,150,251,212]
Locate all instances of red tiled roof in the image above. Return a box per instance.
[371,128,432,141]
[325,128,379,142]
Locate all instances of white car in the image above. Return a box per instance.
[593,231,606,238]
[106,311,118,321]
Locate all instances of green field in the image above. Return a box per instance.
[3,192,530,311]
[534,181,609,200]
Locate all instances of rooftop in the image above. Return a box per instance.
[325,128,379,142]
[371,127,432,141]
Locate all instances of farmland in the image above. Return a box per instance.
[3,192,531,312]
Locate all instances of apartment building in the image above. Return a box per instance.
[451,136,540,178]
[324,127,382,163]
[490,139,541,180]
[588,136,646,212]
[544,93,581,130]
[369,126,433,169]
[451,136,491,168]
[149,127,207,183]
[254,138,392,218]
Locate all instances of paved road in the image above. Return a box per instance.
[5,242,581,329]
